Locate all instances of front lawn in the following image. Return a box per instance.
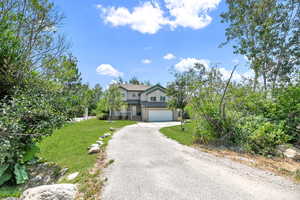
[38,119,135,175]
[160,123,195,146]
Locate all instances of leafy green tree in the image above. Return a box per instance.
[129,76,141,85]
[221,0,300,90]
[105,85,126,120]
[166,71,191,131]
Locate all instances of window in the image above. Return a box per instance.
[150,97,156,102]
[160,96,166,102]
[132,93,136,97]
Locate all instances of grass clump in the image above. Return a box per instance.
[160,123,194,146]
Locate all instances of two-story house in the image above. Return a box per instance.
[113,84,178,122]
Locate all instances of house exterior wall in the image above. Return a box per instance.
[127,91,141,100]
[141,89,168,102]
[119,88,127,101]
[116,85,177,121]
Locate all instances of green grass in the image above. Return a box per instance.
[0,186,21,199]
[38,119,135,175]
[160,123,195,146]
[0,119,134,198]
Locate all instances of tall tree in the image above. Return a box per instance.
[167,70,194,131]
[221,0,300,90]
[129,76,141,85]
[105,85,126,120]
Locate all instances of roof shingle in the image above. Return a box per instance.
[118,84,151,91]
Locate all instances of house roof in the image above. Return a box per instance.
[118,84,151,91]
[142,84,166,94]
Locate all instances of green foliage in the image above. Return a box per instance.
[237,116,291,155]
[221,0,299,90]
[173,64,297,155]
[0,89,66,185]
[0,0,100,187]
[14,164,28,185]
[104,85,127,120]
[94,98,109,120]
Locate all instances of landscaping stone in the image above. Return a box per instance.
[21,184,77,200]
[96,140,104,145]
[24,162,63,190]
[67,172,79,181]
[109,127,115,131]
[60,168,69,176]
[276,144,300,161]
[88,146,101,154]
[104,132,111,137]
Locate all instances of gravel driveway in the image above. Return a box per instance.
[101,122,300,200]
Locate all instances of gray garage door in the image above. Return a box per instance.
[148,110,173,122]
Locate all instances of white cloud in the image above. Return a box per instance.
[96,64,123,77]
[165,0,221,29]
[99,2,166,34]
[219,68,254,82]
[142,59,152,64]
[175,57,254,82]
[97,0,221,34]
[175,57,209,72]
[163,53,176,60]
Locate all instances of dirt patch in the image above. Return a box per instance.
[193,144,300,183]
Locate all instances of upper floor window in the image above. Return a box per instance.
[160,96,166,102]
[132,93,136,97]
[150,97,157,102]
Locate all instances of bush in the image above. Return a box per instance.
[237,116,291,155]
[0,90,66,186]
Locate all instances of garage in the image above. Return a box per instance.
[148,110,173,122]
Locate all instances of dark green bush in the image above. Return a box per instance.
[0,90,66,186]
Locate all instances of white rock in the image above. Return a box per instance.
[284,148,300,160]
[67,172,79,181]
[88,146,100,154]
[96,141,104,145]
[89,144,99,148]
[277,145,300,160]
[109,127,115,131]
[21,184,77,200]
[104,133,111,137]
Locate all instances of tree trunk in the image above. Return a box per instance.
[181,109,185,131]
[109,109,112,121]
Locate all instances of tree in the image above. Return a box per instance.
[166,71,192,131]
[129,76,141,85]
[221,0,300,91]
[0,0,84,186]
[105,85,126,120]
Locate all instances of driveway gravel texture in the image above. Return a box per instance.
[101,122,300,200]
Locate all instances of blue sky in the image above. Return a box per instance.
[52,0,249,87]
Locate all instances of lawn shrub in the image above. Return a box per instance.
[185,66,298,155]
[0,90,66,186]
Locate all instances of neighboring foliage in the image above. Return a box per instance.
[221,0,299,90]
[166,0,299,156]
[175,66,299,155]
[166,70,191,131]
[0,0,102,186]
[94,85,126,120]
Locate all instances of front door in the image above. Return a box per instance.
[132,105,137,116]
